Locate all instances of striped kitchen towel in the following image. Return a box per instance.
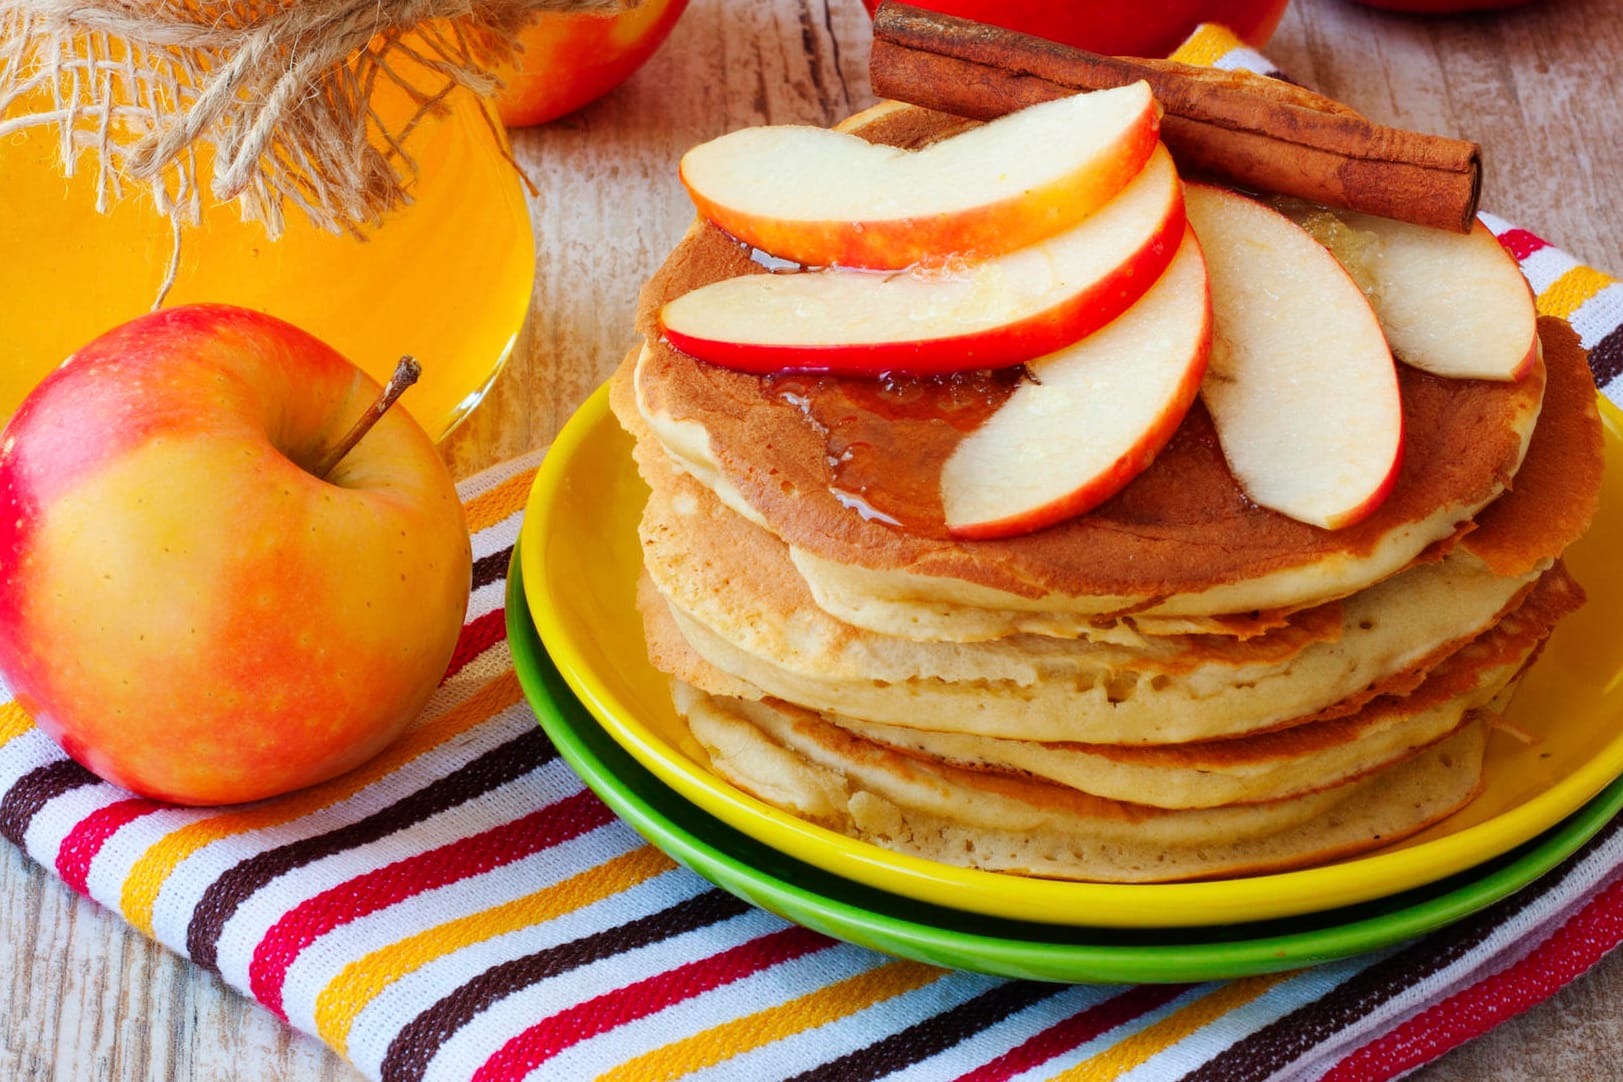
[5,28,1623,1082]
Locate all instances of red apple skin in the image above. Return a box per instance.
[950,325,1209,538]
[1320,421,1405,530]
[1348,0,1532,12]
[862,0,1288,58]
[0,305,472,805]
[1499,269,1541,383]
[946,231,1213,540]
[682,98,1160,269]
[492,0,689,127]
[659,196,1188,377]
[1506,334,1540,383]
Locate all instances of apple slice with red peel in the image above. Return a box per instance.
[659,144,1185,376]
[1185,184,1403,530]
[941,227,1211,539]
[680,82,1160,269]
[1319,212,1539,381]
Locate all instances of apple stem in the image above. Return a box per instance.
[312,356,422,480]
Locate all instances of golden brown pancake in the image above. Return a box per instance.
[628,101,1579,617]
[832,560,1580,808]
[632,440,1555,743]
[615,100,1603,885]
[614,351,1328,643]
[679,682,1489,883]
[1461,317,1606,575]
[634,306,1555,616]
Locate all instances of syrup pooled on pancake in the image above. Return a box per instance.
[637,277,1551,617]
[765,366,1027,535]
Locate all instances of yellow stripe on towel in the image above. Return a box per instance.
[1171,24,1247,67]
[1538,265,1617,321]
[120,670,524,937]
[0,701,34,750]
[595,959,947,1082]
[317,844,677,1055]
[463,469,538,534]
[1055,972,1295,1080]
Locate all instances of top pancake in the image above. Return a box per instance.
[632,103,1576,616]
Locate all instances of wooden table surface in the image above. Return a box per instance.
[4,0,1621,1078]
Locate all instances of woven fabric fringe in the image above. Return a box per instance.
[0,0,630,238]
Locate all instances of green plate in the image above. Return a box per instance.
[508,550,1623,983]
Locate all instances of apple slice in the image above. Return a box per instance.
[941,227,1211,539]
[1184,184,1403,530]
[1312,211,1539,381]
[680,82,1160,269]
[659,145,1185,376]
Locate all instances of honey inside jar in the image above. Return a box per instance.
[0,33,534,439]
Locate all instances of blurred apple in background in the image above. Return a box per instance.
[0,305,473,806]
[861,0,1288,57]
[492,0,690,127]
[1347,0,1534,11]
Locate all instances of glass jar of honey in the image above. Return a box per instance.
[0,35,534,440]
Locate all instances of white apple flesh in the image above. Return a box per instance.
[1184,184,1404,530]
[1318,212,1539,382]
[659,144,1186,376]
[941,227,1212,539]
[680,82,1161,269]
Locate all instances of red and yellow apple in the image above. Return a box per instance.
[1348,0,1533,13]
[491,0,689,127]
[941,227,1212,539]
[680,82,1160,269]
[862,0,1289,59]
[1185,183,1404,530]
[659,144,1185,375]
[0,305,472,805]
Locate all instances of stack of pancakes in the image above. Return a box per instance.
[610,102,1605,884]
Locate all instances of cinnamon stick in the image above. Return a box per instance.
[869,2,1482,233]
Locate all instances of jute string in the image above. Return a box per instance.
[0,0,631,242]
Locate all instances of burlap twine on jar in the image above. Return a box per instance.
[0,0,631,243]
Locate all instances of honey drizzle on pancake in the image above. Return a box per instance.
[754,360,1256,538]
[764,367,1027,535]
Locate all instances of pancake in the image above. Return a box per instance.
[1459,316,1606,575]
[731,315,1596,641]
[633,333,1547,619]
[613,350,1300,644]
[629,106,1570,621]
[638,571,761,702]
[627,102,1610,625]
[612,364,1346,652]
[832,560,1579,808]
[617,99,1602,886]
[678,681,1488,883]
[633,439,1552,742]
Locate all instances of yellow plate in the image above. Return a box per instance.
[523,383,1623,928]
